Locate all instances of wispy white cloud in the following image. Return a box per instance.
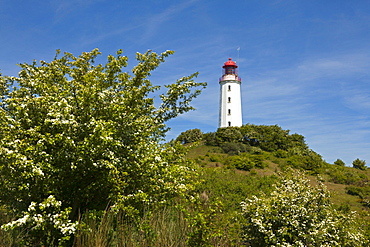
[52,0,105,22]
[295,53,370,80]
[343,87,370,111]
[139,0,198,43]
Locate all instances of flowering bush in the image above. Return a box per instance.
[241,171,368,246]
[1,195,77,246]
[0,49,206,245]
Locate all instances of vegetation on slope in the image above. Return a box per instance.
[179,126,370,245]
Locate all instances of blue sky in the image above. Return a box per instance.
[1,0,370,165]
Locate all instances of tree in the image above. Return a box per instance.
[352,158,367,170]
[0,49,206,245]
[215,127,243,144]
[239,124,308,152]
[220,142,249,155]
[300,149,324,171]
[225,153,265,171]
[334,158,346,166]
[241,171,367,247]
[176,128,203,144]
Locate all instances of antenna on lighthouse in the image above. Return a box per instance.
[237,47,240,66]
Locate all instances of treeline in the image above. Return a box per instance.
[177,125,368,172]
[177,125,324,171]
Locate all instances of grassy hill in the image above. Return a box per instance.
[187,142,370,213]
[177,125,370,243]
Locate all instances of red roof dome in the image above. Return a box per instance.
[223,58,238,68]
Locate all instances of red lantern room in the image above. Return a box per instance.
[223,58,238,75]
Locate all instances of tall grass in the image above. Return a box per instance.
[73,206,189,247]
[0,207,24,247]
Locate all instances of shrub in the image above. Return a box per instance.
[220,142,249,155]
[215,127,243,144]
[327,166,367,185]
[209,155,222,162]
[224,154,266,171]
[346,185,370,208]
[346,186,365,197]
[273,149,289,158]
[241,171,368,246]
[176,129,203,144]
[250,155,266,169]
[0,49,206,244]
[353,158,367,170]
[334,159,346,166]
[225,155,255,171]
[203,132,217,146]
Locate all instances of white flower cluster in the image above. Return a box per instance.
[1,195,78,237]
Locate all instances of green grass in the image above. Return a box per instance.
[73,207,189,247]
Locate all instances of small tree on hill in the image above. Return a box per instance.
[176,128,203,144]
[215,127,243,144]
[334,158,346,166]
[220,142,249,155]
[241,171,367,247]
[352,158,367,170]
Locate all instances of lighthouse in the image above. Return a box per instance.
[219,58,242,128]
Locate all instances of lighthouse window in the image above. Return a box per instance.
[226,68,235,74]
[228,85,231,91]
[228,97,231,103]
[228,109,231,115]
[228,121,231,127]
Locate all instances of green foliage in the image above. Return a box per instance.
[273,149,289,158]
[185,199,224,247]
[225,155,255,171]
[188,167,278,245]
[176,128,203,144]
[199,168,277,211]
[241,171,368,246]
[220,142,249,155]
[215,127,243,144]
[334,158,346,166]
[325,165,367,185]
[239,124,308,152]
[353,158,367,170]
[0,49,206,243]
[225,153,267,171]
[248,146,264,154]
[203,132,217,146]
[280,149,324,172]
[205,125,311,164]
[299,149,324,171]
[207,125,314,166]
[1,195,77,246]
[208,154,222,163]
[74,206,189,247]
[346,186,366,197]
[346,185,370,208]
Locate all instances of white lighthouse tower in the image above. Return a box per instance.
[219,58,242,128]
